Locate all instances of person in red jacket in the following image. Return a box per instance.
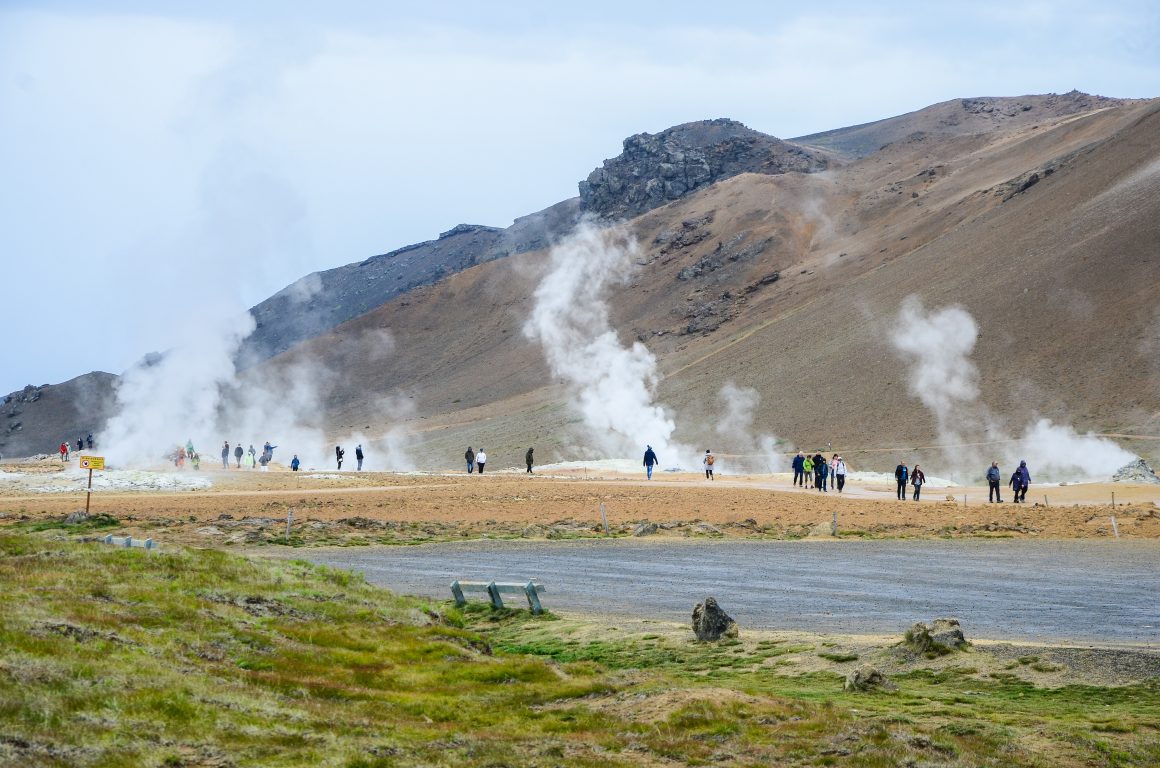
[59,442,69,462]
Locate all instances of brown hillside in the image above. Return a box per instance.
[265,99,1160,472]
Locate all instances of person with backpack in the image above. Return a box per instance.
[986,462,1003,502]
[1011,460,1030,503]
[792,452,806,487]
[465,447,475,473]
[355,444,364,471]
[895,462,909,500]
[813,452,828,492]
[834,455,847,493]
[335,445,344,470]
[525,447,534,474]
[475,448,487,474]
[234,443,243,468]
[643,445,659,479]
[911,464,926,500]
[802,453,814,489]
[703,449,716,480]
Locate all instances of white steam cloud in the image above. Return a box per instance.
[523,222,693,466]
[715,382,782,474]
[891,295,1135,482]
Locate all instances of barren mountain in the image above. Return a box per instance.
[8,93,1158,472]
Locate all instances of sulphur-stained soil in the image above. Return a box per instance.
[1,459,1158,548]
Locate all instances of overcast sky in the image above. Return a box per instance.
[3,1,1157,394]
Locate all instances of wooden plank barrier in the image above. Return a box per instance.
[450,580,546,614]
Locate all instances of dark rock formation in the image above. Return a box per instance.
[580,119,828,219]
[844,666,894,692]
[691,596,739,641]
[904,617,968,657]
[0,372,119,459]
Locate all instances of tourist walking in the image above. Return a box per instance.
[475,448,487,474]
[221,441,229,469]
[335,445,344,470]
[234,443,243,468]
[814,452,827,492]
[643,445,659,480]
[525,447,534,474]
[987,462,1003,502]
[792,452,805,487]
[703,449,716,480]
[803,453,814,489]
[1011,460,1030,503]
[834,455,847,493]
[911,464,926,500]
[465,447,475,473]
[59,441,69,462]
[86,433,94,450]
[356,444,364,471]
[290,455,300,471]
[895,462,909,500]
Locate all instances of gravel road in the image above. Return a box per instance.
[302,539,1160,646]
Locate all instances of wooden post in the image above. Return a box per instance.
[831,511,838,537]
[1044,495,1049,507]
[286,508,293,539]
[1110,516,1119,539]
[85,468,93,515]
[1112,492,1115,509]
[599,502,609,534]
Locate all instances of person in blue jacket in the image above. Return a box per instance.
[895,462,909,500]
[986,461,1003,502]
[792,452,806,487]
[290,455,300,472]
[1011,460,1030,503]
[643,445,659,479]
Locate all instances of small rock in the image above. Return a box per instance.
[64,510,89,524]
[633,522,658,537]
[692,596,739,641]
[905,617,968,656]
[844,666,893,692]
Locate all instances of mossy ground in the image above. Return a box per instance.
[1,531,1157,767]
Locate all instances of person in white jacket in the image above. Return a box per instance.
[475,449,487,474]
[702,449,716,480]
[834,456,848,493]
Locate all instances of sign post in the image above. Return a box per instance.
[78,456,105,515]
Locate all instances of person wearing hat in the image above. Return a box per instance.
[834,455,847,493]
[703,449,716,480]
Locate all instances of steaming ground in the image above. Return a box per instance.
[2,459,1158,548]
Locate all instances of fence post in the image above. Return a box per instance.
[599,502,609,534]
[831,511,838,537]
[450,580,466,606]
[1111,516,1120,539]
[524,581,543,615]
[486,581,504,610]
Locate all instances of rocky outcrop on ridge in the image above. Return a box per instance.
[579,118,829,220]
[1112,458,1160,484]
[0,372,119,459]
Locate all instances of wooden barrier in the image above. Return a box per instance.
[450,580,545,614]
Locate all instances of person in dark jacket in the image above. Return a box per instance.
[911,464,926,500]
[465,447,475,473]
[86,433,93,450]
[814,452,828,492]
[355,444,364,471]
[234,443,243,468]
[290,455,300,471]
[525,447,534,474]
[335,445,344,470]
[643,445,659,480]
[792,452,805,487]
[986,462,1003,502]
[895,462,909,500]
[1011,460,1030,503]
[221,441,229,469]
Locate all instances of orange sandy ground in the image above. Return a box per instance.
[2,463,1158,546]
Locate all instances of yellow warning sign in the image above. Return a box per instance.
[79,456,105,470]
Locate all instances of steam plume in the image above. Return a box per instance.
[715,382,782,473]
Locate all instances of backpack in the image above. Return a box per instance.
[706,455,715,466]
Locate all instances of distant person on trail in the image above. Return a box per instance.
[834,455,847,493]
[895,462,909,500]
[234,443,243,468]
[465,447,475,474]
[336,445,345,470]
[1011,460,1030,503]
[87,433,94,450]
[911,464,926,500]
[813,452,827,492]
[703,449,716,480]
[76,438,83,453]
[643,445,659,480]
[191,452,200,471]
[60,442,69,462]
[356,444,364,471]
[247,445,257,469]
[186,438,194,459]
[290,455,300,471]
[525,447,534,474]
[792,452,805,487]
[802,454,814,488]
[222,441,230,469]
[830,454,840,485]
[987,462,1003,502]
[475,449,487,474]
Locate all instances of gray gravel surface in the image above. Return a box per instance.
[301,539,1160,646]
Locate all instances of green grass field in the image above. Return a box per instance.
[0,531,1156,766]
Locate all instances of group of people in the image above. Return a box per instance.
[57,434,94,462]
[792,452,849,492]
[986,460,1032,503]
[893,462,927,500]
[333,444,365,470]
[220,440,277,470]
[462,447,536,474]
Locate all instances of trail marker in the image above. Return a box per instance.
[1111,516,1120,539]
[599,502,609,534]
[78,456,105,515]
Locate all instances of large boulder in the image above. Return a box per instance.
[904,617,968,656]
[844,666,894,692]
[692,597,739,641]
[1112,458,1160,484]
